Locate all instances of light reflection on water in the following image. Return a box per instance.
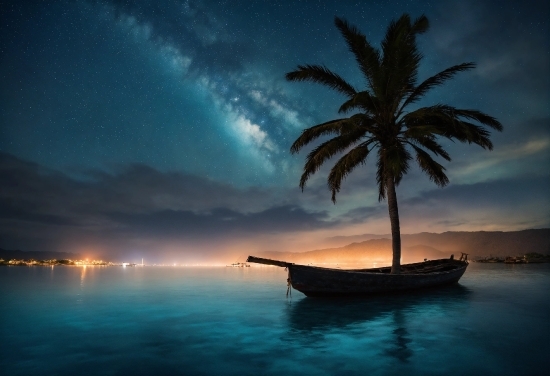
[0,263,548,376]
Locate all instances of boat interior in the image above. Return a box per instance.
[349,259,464,274]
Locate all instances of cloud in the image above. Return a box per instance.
[107,205,331,239]
[449,136,550,182]
[1,152,547,259]
[0,152,336,255]
[398,175,550,231]
[0,152,273,215]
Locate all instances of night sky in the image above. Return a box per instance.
[1,0,548,263]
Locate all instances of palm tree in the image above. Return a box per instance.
[286,14,502,274]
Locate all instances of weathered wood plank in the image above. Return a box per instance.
[247,256,292,268]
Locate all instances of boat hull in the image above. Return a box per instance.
[288,260,468,297]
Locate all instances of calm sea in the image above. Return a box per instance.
[1,263,548,375]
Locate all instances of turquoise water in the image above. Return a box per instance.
[1,263,549,375]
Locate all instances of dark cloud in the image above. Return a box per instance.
[404,176,550,209]
[0,152,335,254]
[107,204,331,239]
[398,176,550,231]
[339,205,386,224]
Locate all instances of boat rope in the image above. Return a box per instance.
[286,278,292,297]
[285,267,292,298]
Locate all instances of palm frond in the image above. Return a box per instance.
[381,15,416,68]
[344,113,378,134]
[385,142,412,185]
[380,14,425,111]
[453,121,494,149]
[401,105,501,150]
[410,145,449,187]
[401,124,443,137]
[454,109,503,131]
[401,105,451,123]
[328,141,373,202]
[411,14,429,34]
[290,118,349,154]
[334,17,381,93]
[338,91,378,114]
[375,143,411,200]
[405,137,451,161]
[299,129,366,190]
[399,63,475,114]
[285,65,357,98]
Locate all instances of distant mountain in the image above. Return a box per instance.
[0,248,82,261]
[257,229,550,265]
[324,233,390,247]
[400,229,550,258]
[258,239,447,265]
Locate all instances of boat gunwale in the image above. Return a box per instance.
[290,262,467,277]
[247,255,468,277]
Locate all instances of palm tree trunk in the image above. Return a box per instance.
[387,177,401,274]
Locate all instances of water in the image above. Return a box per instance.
[1,263,549,375]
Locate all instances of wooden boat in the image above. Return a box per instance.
[246,254,469,297]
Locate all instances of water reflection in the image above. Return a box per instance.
[76,266,87,304]
[384,310,412,362]
[286,284,472,362]
[288,284,471,330]
[80,265,87,287]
